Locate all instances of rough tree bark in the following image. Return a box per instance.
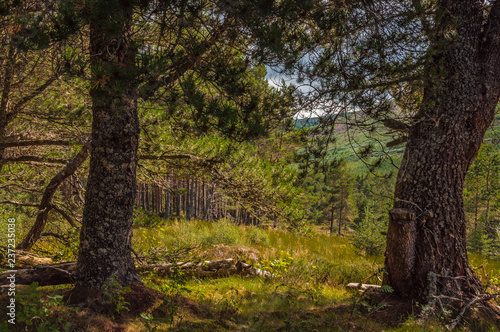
[75,0,141,289]
[384,1,500,302]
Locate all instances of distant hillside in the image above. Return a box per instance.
[294,114,500,174]
[294,117,320,129]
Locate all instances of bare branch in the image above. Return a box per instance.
[0,156,68,165]
[448,294,494,330]
[41,232,70,243]
[50,204,78,227]
[0,46,15,126]
[18,145,89,251]
[383,118,410,132]
[0,200,39,208]
[386,136,408,148]
[6,75,58,122]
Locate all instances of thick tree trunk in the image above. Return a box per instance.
[384,2,500,302]
[76,1,140,289]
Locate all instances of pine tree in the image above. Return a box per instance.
[242,0,500,302]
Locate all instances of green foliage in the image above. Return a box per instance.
[17,283,72,331]
[351,209,387,256]
[464,143,500,257]
[201,219,244,247]
[468,227,493,256]
[464,143,500,225]
[142,262,190,330]
[257,250,294,278]
[379,285,394,293]
[140,313,159,332]
[51,227,80,262]
[101,276,131,317]
[133,207,164,228]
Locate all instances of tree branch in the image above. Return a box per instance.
[0,46,15,128]
[0,156,68,165]
[6,75,58,123]
[138,154,201,161]
[18,145,89,251]
[138,17,231,100]
[0,200,39,208]
[0,140,73,149]
[50,204,78,227]
[41,232,70,243]
[386,136,408,148]
[383,118,410,131]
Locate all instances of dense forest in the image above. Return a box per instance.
[1,0,500,331]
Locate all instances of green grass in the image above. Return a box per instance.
[132,218,383,287]
[129,218,500,331]
[2,215,498,331]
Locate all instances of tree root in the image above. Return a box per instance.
[447,294,494,331]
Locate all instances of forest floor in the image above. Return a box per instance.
[1,216,500,331]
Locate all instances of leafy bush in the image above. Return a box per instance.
[17,283,72,331]
[257,250,294,278]
[102,276,131,317]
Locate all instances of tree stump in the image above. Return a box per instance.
[384,208,416,298]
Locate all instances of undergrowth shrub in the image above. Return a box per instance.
[102,276,131,317]
[257,250,294,278]
[17,282,72,331]
[52,227,80,262]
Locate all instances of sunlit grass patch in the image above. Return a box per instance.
[133,219,384,288]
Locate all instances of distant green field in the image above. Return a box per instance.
[296,113,500,175]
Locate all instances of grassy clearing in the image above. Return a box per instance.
[129,218,500,331]
[2,216,499,331]
[132,218,383,287]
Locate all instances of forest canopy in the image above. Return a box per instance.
[1,0,500,331]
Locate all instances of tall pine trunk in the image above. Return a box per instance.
[76,1,141,288]
[384,1,500,301]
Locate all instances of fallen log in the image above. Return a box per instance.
[0,246,54,267]
[0,259,272,288]
[346,283,382,291]
[236,261,273,278]
[136,258,238,278]
[0,262,76,290]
